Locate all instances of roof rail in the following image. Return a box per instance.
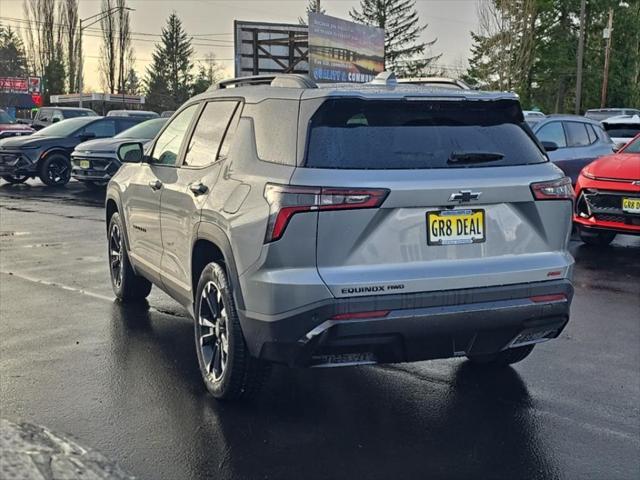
[214,74,317,90]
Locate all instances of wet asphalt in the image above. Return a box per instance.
[0,180,639,480]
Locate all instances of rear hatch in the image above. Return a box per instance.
[290,97,574,298]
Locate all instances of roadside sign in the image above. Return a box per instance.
[308,13,384,83]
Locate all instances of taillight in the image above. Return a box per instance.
[530,177,574,200]
[263,183,389,242]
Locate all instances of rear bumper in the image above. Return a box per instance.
[237,279,573,367]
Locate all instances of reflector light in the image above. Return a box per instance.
[530,177,574,200]
[263,184,389,242]
[331,310,390,320]
[530,294,567,303]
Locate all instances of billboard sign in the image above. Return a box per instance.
[234,20,309,77]
[308,13,384,83]
[0,77,29,93]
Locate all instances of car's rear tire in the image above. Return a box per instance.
[466,344,535,367]
[39,154,71,186]
[108,212,152,301]
[194,262,270,401]
[579,228,616,246]
[1,174,29,184]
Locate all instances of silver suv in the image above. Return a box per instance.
[106,74,575,400]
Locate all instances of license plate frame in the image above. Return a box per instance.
[622,197,640,214]
[427,208,486,246]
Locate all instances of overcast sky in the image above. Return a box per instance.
[1,0,480,91]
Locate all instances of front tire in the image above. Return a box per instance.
[39,154,71,186]
[194,262,269,400]
[2,174,29,184]
[108,212,152,301]
[466,345,535,367]
[579,228,616,246]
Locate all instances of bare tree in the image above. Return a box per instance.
[116,0,133,94]
[100,0,117,93]
[60,0,79,92]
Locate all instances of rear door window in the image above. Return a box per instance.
[305,99,546,169]
[183,101,239,167]
[536,122,567,148]
[564,122,591,147]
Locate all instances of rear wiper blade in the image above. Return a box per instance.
[448,151,505,164]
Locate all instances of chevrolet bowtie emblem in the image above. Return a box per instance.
[449,190,482,202]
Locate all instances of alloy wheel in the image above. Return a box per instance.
[109,223,123,289]
[47,158,69,185]
[197,281,229,382]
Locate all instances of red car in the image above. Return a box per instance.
[0,109,34,139]
[574,134,640,245]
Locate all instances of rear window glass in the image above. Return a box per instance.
[63,109,97,118]
[304,99,546,169]
[603,124,640,138]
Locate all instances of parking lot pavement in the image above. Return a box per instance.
[1,180,639,480]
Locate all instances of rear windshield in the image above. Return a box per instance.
[603,124,640,138]
[62,109,97,118]
[305,99,546,169]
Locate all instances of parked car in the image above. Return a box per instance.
[601,114,640,150]
[0,109,34,140]
[397,77,472,90]
[106,110,159,119]
[0,116,145,186]
[531,115,614,184]
[584,108,640,122]
[106,73,574,400]
[523,110,546,127]
[71,117,168,187]
[574,134,640,245]
[160,111,175,118]
[31,106,97,130]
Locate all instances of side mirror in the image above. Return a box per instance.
[118,142,144,163]
[541,141,559,152]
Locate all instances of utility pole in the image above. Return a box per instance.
[600,7,614,108]
[316,0,321,13]
[575,0,587,114]
[76,6,134,108]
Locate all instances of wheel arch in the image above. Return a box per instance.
[192,222,245,311]
[105,192,133,254]
[37,148,70,169]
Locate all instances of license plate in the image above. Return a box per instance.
[622,197,640,214]
[427,209,485,245]
[79,160,90,169]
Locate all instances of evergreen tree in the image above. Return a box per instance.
[145,13,194,111]
[124,68,141,95]
[350,0,439,74]
[299,0,326,25]
[0,25,28,77]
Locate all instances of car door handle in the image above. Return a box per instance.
[148,180,162,191]
[189,182,208,196]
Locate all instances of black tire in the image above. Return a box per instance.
[1,174,29,184]
[466,344,535,367]
[39,153,71,186]
[108,212,152,301]
[194,262,270,400]
[579,228,616,246]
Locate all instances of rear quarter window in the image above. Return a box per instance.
[242,99,299,166]
[305,98,546,169]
